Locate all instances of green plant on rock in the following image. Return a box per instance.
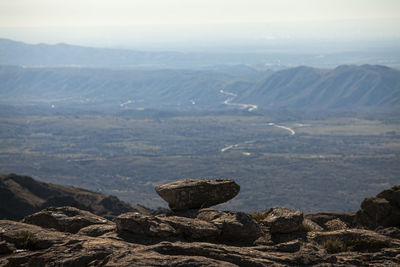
[323,238,347,253]
[249,212,268,224]
[301,223,315,232]
[13,230,38,250]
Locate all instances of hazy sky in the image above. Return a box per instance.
[1,0,400,26]
[0,0,399,49]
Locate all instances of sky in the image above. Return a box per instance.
[0,0,399,50]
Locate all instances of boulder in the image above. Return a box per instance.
[197,209,263,243]
[160,216,220,240]
[196,208,225,222]
[0,220,68,250]
[116,209,262,244]
[78,224,116,237]
[356,196,400,228]
[304,212,356,227]
[22,206,112,234]
[0,220,113,266]
[155,179,240,211]
[116,212,220,241]
[263,207,303,234]
[116,212,177,238]
[356,185,400,229]
[308,228,400,252]
[377,185,400,207]
[302,218,323,232]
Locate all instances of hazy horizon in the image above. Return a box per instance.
[0,0,399,53]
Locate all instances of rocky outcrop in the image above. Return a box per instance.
[77,224,116,237]
[115,209,262,243]
[22,206,113,233]
[304,212,356,228]
[356,185,400,228]
[302,218,324,232]
[155,179,240,211]
[116,212,178,238]
[0,176,399,266]
[263,207,304,234]
[1,214,400,266]
[308,228,400,252]
[197,209,263,243]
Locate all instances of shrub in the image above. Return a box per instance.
[249,212,268,224]
[301,223,315,232]
[323,238,347,253]
[13,230,38,250]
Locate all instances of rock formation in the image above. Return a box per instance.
[22,206,113,234]
[262,207,303,234]
[155,178,240,211]
[0,175,399,266]
[356,184,400,229]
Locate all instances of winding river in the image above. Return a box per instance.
[220,90,258,112]
[218,89,305,154]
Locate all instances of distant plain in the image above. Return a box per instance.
[1,110,399,212]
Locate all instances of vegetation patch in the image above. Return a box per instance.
[249,212,268,224]
[13,230,38,250]
[323,238,347,253]
[301,222,319,232]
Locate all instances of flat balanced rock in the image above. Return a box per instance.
[155,179,240,211]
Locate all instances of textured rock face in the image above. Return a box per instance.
[1,179,400,266]
[197,209,263,243]
[2,216,400,267]
[116,212,177,238]
[302,218,324,232]
[116,211,264,243]
[377,185,400,207]
[356,185,400,228]
[78,224,116,237]
[22,206,112,233]
[155,179,240,211]
[116,212,222,241]
[263,207,304,234]
[308,229,399,251]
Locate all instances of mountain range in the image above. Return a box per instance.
[0,64,399,111]
[237,65,400,110]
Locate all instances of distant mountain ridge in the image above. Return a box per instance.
[0,38,183,68]
[0,64,399,111]
[0,38,278,70]
[237,64,400,110]
[0,38,399,111]
[0,173,150,220]
[3,37,400,70]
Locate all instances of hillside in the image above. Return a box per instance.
[0,64,399,111]
[0,173,150,220]
[0,65,233,110]
[238,65,400,110]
